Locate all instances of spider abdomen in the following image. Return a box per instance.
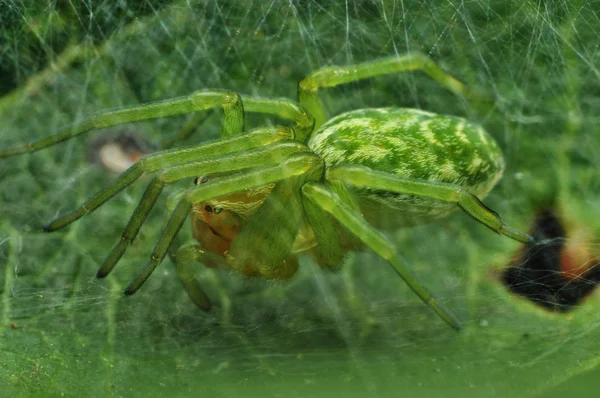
[308,108,505,225]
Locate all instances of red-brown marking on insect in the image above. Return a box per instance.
[559,228,597,280]
[500,207,600,312]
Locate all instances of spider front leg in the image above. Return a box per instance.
[97,140,309,278]
[36,90,252,231]
[328,164,533,243]
[168,172,316,312]
[299,52,485,129]
[124,153,322,295]
[38,95,313,231]
[173,241,300,312]
[172,245,225,311]
[164,193,224,311]
[224,175,311,280]
[0,90,244,158]
[44,127,293,231]
[301,182,462,330]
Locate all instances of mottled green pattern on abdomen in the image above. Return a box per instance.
[308,108,505,226]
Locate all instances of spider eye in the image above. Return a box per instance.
[205,205,213,213]
[214,207,223,214]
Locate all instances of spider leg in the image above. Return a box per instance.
[172,245,224,311]
[161,95,315,146]
[0,90,244,157]
[299,52,485,128]
[44,126,293,231]
[301,181,461,330]
[226,176,308,280]
[96,141,310,278]
[328,164,533,243]
[239,95,314,142]
[41,95,314,231]
[160,110,215,148]
[124,152,323,295]
[302,185,345,268]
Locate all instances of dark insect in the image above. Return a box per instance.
[502,208,600,311]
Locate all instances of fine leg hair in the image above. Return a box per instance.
[327,164,533,243]
[97,141,310,278]
[301,181,462,330]
[124,152,322,295]
[298,52,483,128]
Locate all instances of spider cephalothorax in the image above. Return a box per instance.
[0,53,533,329]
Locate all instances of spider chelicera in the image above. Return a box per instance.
[0,53,533,329]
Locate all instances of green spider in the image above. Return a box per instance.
[0,53,532,329]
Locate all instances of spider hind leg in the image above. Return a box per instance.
[302,181,462,330]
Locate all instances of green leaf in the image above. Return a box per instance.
[1,1,599,396]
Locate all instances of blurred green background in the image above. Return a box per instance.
[1,1,599,396]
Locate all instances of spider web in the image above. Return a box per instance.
[1,1,600,396]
